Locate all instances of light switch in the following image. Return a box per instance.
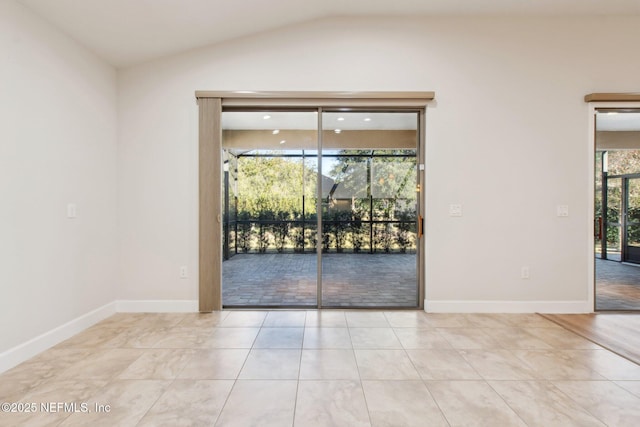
[557,205,569,217]
[449,204,463,217]
[67,203,77,219]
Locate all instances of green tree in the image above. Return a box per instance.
[326,149,418,252]
[234,152,317,252]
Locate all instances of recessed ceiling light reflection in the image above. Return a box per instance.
[280,140,286,144]
[272,129,280,134]
[263,115,271,120]
[364,117,371,122]
[337,117,345,121]
[334,129,341,134]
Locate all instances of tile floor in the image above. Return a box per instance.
[1,311,640,426]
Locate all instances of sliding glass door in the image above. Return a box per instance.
[320,111,419,307]
[221,108,421,308]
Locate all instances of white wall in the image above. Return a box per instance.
[117,16,640,310]
[0,1,118,355]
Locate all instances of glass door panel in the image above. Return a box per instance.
[221,110,318,307]
[595,151,603,258]
[320,111,420,307]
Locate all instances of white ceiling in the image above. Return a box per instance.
[597,112,640,132]
[18,0,640,68]
[222,111,419,131]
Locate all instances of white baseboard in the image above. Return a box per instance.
[115,300,198,313]
[0,299,198,374]
[0,302,116,374]
[424,300,593,313]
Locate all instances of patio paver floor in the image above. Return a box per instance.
[222,253,418,307]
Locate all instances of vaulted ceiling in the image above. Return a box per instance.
[18,0,640,67]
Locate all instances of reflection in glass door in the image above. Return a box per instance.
[320,111,420,307]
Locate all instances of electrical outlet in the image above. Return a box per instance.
[521,266,530,279]
[180,266,188,279]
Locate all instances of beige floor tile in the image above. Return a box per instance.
[362,380,448,427]
[215,380,297,427]
[0,402,62,427]
[117,349,195,379]
[263,311,306,327]
[383,311,432,328]
[177,349,249,379]
[238,349,301,379]
[137,380,233,427]
[57,349,144,380]
[151,327,213,349]
[54,324,127,349]
[436,327,500,349]
[346,311,390,327]
[615,380,640,398]
[494,313,561,328]
[102,326,170,348]
[29,347,93,364]
[481,327,555,349]
[553,380,640,427]
[253,327,304,348]
[303,327,352,349]
[218,311,267,327]
[513,350,606,380]
[128,313,187,329]
[1,348,93,384]
[177,311,229,327]
[5,311,639,427]
[304,310,347,327]
[350,328,402,349]
[393,328,453,350]
[0,378,35,402]
[460,349,537,380]
[423,313,475,328]
[299,349,359,380]
[523,326,603,349]
[294,380,370,427]
[463,313,513,328]
[206,327,259,348]
[58,379,171,427]
[406,349,481,380]
[0,379,108,427]
[489,380,606,427]
[560,349,640,380]
[97,313,146,328]
[21,379,107,402]
[355,349,420,380]
[427,380,527,426]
